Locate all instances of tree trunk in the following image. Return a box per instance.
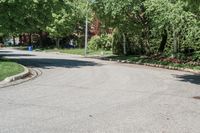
[0,36,3,43]
[122,33,127,55]
[19,35,22,45]
[145,38,150,54]
[13,36,16,45]
[39,31,43,47]
[23,34,27,44]
[177,34,180,53]
[158,29,168,53]
[28,33,32,45]
[143,26,151,55]
[56,38,60,48]
[173,26,178,57]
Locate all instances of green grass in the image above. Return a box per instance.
[15,46,113,56]
[106,55,200,71]
[35,48,113,56]
[0,60,24,81]
[43,48,84,55]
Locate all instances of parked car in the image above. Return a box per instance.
[3,38,19,46]
[4,39,13,46]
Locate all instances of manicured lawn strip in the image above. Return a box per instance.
[37,48,113,56]
[43,48,84,55]
[15,46,113,56]
[0,59,24,81]
[106,55,200,71]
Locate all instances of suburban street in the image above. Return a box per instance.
[0,48,200,133]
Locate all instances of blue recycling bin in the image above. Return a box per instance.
[28,46,33,51]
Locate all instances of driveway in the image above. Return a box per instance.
[0,48,200,133]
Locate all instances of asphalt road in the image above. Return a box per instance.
[0,48,200,133]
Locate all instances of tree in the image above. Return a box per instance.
[92,0,152,55]
[0,0,62,34]
[145,0,200,56]
[93,0,200,55]
[46,0,88,48]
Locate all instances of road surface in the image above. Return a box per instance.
[0,48,200,133]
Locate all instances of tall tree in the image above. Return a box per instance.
[0,0,62,34]
[145,0,200,55]
[92,0,152,55]
[46,0,88,48]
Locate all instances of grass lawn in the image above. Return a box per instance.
[106,55,200,71]
[15,46,113,56]
[0,60,24,81]
[36,48,113,56]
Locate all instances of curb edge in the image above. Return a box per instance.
[102,58,200,74]
[0,65,30,85]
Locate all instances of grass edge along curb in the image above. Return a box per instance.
[101,58,200,74]
[0,64,30,85]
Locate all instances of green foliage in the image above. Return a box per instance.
[92,0,152,54]
[88,36,100,50]
[0,0,199,59]
[181,0,200,18]
[92,0,141,30]
[144,0,200,54]
[193,51,200,61]
[46,0,87,38]
[45,0,93,48]
[46,4,76,38]
[88,34,112,51]
[93,0,199,56]
[0,0,62,34]
[112,28,123,55]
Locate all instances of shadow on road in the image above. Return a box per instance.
[0,50,35,58]
[174,74,200,85]
[0,51,12,53]
[0,54,35,57]
[16,58,101,69]
[0,49,101,69]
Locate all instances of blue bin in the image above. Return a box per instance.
[28,46,33,51]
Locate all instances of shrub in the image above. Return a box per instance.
[88,34,112,51]
[112,28,124,55]
[192,51,200,62]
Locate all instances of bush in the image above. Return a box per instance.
[192,51,200,62]
[88,34,112,51]
[112,28,124,55]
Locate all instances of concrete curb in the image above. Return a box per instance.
[0,65,30,85]
[101,58,200,74]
